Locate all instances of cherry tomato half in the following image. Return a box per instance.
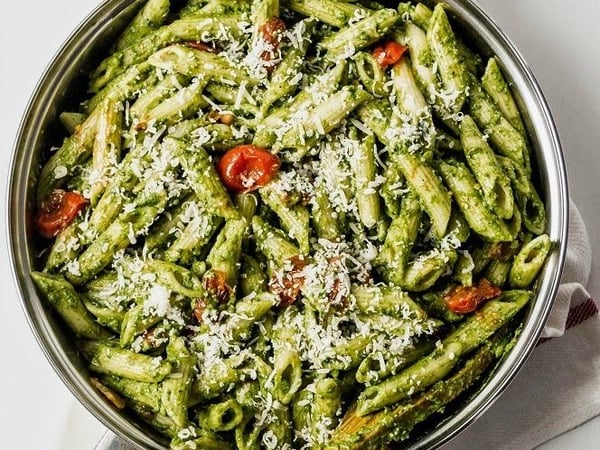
[217,145,280,193]
[444,279,502,314]
[36,189,88,238]
[373,40,408,69]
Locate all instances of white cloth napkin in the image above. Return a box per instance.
[443,201,599,450]
[542,201,592,338]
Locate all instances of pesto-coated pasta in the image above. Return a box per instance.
[31,1,550,449]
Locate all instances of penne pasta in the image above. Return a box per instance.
[31,2,551,448]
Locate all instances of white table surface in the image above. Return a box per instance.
[1,0,598,448]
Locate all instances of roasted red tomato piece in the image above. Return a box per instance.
[203,270,233,305]
[36,189,88,238]
[217,145,280,193]
[445,279,502,314]
[269,256,308,307]
[259,17,287,48]
[373,40,408,69]
[487,241,518,262]
[193,298,208,323]
[184,41,220,53]
[259,17,287,71]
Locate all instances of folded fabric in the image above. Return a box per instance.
[443,201,599,450]
[542,201,592,338]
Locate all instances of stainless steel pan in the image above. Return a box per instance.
[7,1,568,448]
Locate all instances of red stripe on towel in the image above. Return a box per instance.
[565,298,598,329]
[538,298,598,345]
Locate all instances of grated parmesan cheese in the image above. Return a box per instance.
[53,165,68,179]
[143,284,171,317]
